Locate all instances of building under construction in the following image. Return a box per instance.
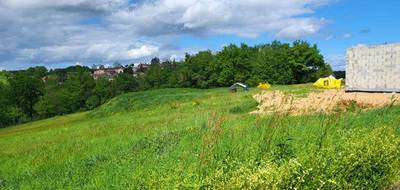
[346,43,400,92]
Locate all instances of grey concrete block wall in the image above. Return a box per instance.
[346,43,400,92]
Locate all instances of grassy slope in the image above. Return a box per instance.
[0,74,7,85]
[1,84,400,189]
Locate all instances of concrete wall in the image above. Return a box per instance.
[346,43,400,92]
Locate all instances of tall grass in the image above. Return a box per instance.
[0,73,7,85]
[0,84,400,189]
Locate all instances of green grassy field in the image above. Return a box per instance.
[0,73,7,85]
[1,84,400,189]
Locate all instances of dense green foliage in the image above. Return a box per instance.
[333,71,346,79]
[0,66,137,127]
[0,41,332,128]
[0,85,399,189]
[148,41,332,88]
[0,69,45,127]
[0,72,8,85]
[9,73,44,120]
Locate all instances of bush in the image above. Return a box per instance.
[204,127,400,189]
[308,127,400,189]
[203,159,310,189]
[229,99,258,114]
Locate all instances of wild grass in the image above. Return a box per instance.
[0,73,7,85]
[0,84,400,189]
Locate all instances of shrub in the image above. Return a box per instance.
[193,100,201,106]
[308,127,400,189]
[203,159,310,189]
[229,106,243,114]
[203,127,400,189]
[229,99,258,114]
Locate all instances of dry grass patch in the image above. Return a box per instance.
[252,89,400,115]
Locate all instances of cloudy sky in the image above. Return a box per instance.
[0,0,399,71]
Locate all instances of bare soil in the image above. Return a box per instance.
[252,89,400,115]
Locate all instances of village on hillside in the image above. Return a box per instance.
[39,63,151,83]
[91,64,150,80]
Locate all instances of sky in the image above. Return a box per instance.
[0,0,399,71]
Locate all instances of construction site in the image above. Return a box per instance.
[253,43,400,115]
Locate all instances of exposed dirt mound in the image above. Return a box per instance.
[252,90,400,115]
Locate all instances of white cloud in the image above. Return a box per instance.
[0,0,334,69]
[275,18,325,38]
[326,54,345,71]
[325,35,334,40]
[0,0,126,12]
[107,45,159,60]
[343,33,352,38]
[111,0,331,38]
[18,43,160,63]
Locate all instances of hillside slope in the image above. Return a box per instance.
[0,74,7,85]
[1,84,400,189]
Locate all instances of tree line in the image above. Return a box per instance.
[0,41,332,128]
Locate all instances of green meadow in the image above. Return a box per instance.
[1,84,400,189]
[0,74,7,85]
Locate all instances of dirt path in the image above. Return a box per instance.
[252,89,400,115]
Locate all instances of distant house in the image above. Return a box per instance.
[135,64,150,72]
[92,67,124,80]
[132,64,150,77]
[41,76,49,82]
[229,83,249,92]
[41,75,61,84]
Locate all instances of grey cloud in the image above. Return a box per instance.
[0,0,334,70]
[1,0,126,12]
[111,0,331,38]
